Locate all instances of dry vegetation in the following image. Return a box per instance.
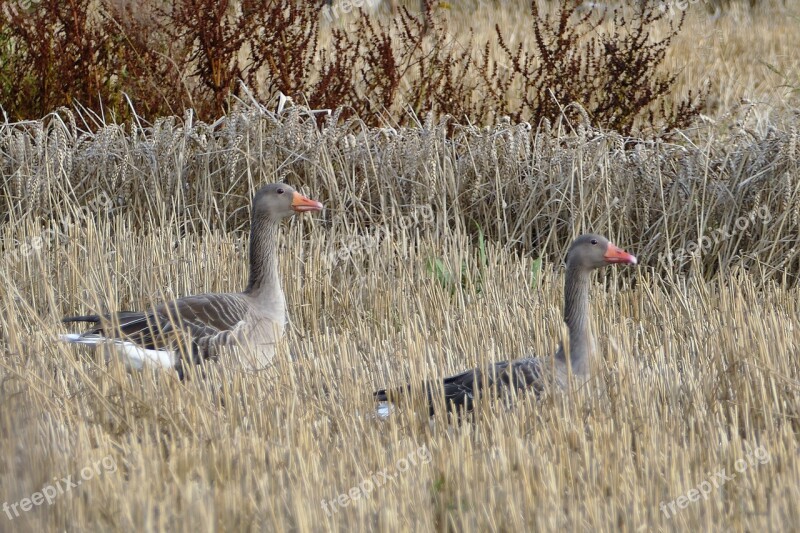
[1,0,800,531]
[0,0,735,131]
[2,103,799,528]
[2,194,800,530]
[2,0,798,132]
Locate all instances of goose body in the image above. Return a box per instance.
[375,234,637,415]
[60,183,322,376]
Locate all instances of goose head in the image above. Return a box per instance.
[253,183,323,222]
[566,234,637,270]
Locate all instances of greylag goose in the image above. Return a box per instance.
[60,183,323,377]
[374,234,637,415]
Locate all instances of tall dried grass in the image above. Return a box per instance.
[0,106,798,530]
[3,100,799,282]
[1,207,799,529]
[1,1,799,527]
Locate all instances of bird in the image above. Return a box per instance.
[60,183,323,378]
[374,234,637,416]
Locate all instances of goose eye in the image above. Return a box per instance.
[591,239,598,245]
[277,188,285,195]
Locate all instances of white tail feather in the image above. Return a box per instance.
[376,402,393,419]
[60,333,104,344]
[59,334,176,370]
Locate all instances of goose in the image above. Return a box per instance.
[374,234,637,416]
[60,183,323,377]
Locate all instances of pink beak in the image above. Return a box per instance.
[291,191,323,213]
[604,243,637,265]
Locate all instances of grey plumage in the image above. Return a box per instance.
[61,183,323,376]
[375,234,637,416]
[375,357,548,416]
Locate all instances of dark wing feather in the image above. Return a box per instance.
[375,357,546,416]
[62,293,251,359]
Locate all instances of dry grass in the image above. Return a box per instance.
[1,110,799,529]
[664,1,800,115]
[4,100,799,282]
[2,2,800,530]
[320,0,800,122]
[467,0,800,114]
[1,212,799,530]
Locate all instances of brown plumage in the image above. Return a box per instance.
[374,234,637,416]
[60,183,323,377]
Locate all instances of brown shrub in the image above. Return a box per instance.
[1,0,703,133]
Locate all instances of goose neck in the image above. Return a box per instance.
[243,218,282,304]
[555,262,593,376]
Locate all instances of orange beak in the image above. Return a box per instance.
[291,191,323,213]
[604,243,637,265]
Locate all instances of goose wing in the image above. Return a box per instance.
[62,293,252,360]
[375,357,547,416]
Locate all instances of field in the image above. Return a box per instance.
[1,0,800,531]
